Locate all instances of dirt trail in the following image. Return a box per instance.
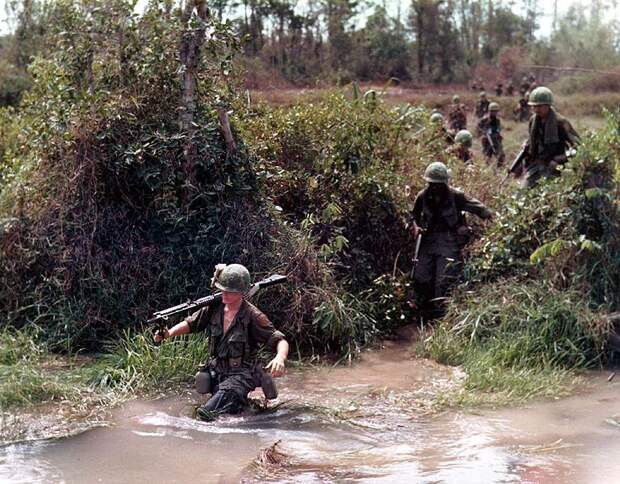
[1,341,619,483]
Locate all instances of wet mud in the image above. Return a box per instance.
[2,341,619,483]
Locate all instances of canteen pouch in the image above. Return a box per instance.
[195,368,213,394]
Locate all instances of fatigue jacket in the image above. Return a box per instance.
[526,109,579,165]
[186,300,285,373]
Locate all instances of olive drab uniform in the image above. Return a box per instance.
[477,114,505,166]
[446,143,473,164]
[186,300,285,417]
[411,187,491,318]
[514,96,530,122]
[522,109,580,188]
[475,98,490,119]
[448,103,467,131]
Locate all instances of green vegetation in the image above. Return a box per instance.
[0,1,619,418]
[422,110,620,406]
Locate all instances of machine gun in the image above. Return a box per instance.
[148,274,288,338]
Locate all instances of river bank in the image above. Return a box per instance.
[2,339,618,483]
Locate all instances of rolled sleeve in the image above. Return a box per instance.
[185,307,210,333]
[249,307,285,351]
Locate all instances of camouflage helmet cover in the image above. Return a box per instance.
[455,129,473,147]
[423,161,451,184]
[489,102,500,112]
[212,263,251,293]
[430,112,444,124]
[528,86,554,106]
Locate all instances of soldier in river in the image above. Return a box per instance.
[514,86,580,189]
[154,264,289,421]
[475,91,490,119]
[448,130,474,164]
[409,162,492,319]
[478,102,505,167]
[448,95,468,131]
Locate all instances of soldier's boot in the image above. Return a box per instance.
[196,389,244,421]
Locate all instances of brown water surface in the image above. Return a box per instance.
[2,342,618,483]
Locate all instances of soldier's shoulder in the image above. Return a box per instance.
[244,301,271,326]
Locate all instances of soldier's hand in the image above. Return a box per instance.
[265,355,286,377]
[153,327,170,343]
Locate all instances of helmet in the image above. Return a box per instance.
[423,162,451,184]
[455,129,473,147]
[213,263,251,293]
[528,86,553,106]
[479,91,487,98]
[430,112,444,124]
[452,95,460,103]
[489,102,500,112]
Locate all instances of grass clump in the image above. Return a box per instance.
[423,110,620,406]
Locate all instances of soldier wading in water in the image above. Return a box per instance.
[154,264,289,421]
[409,162,492,319]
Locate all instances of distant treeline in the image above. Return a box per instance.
[1,0,620,99]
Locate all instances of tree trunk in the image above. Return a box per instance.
[179,0,210,184]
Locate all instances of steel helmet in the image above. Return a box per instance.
[430,112,444,124]
[452,95,460,103]
[423,162,451,184]
[479,91,487,98]
[212,263,251,293]
[455,129,473,147]
[489,102,500,112]
[528,86,554,106]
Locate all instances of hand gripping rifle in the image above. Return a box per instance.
[501,145,528,185]
[148,274,288,339]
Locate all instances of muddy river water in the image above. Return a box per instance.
[2,341,619,483]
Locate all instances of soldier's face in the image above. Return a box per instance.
[428,182,448,199]
[222,291,243,305]
[533,105,550,118]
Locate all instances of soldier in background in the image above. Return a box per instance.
[514,92,530,122]
[478,102,506,167]
[517,87,580,188]
[447,130,474,164]
[448,95,468,131]
[430,112,454,145]
[506,81,515,96]
[495,82,503,97]
[409,162,492,319]
[475,91,490,119]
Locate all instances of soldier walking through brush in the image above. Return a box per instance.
[475,91,490,119]
[448,95,468,132]
[478,102,506,167]
[409,162,492,320]
[512,87,580,189]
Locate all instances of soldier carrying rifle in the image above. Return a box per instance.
[508,87,580,189]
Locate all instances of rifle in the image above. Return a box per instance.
[148,274,288,338]
[485,129,497,156]
[501,145,529,185]
[410,231,423,279]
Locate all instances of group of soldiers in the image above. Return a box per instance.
[153,85,579,423]
[471,74,539,122]
[413,85,579,318]
[431,91,506,167]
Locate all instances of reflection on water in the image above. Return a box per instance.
[2,343,619,484]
